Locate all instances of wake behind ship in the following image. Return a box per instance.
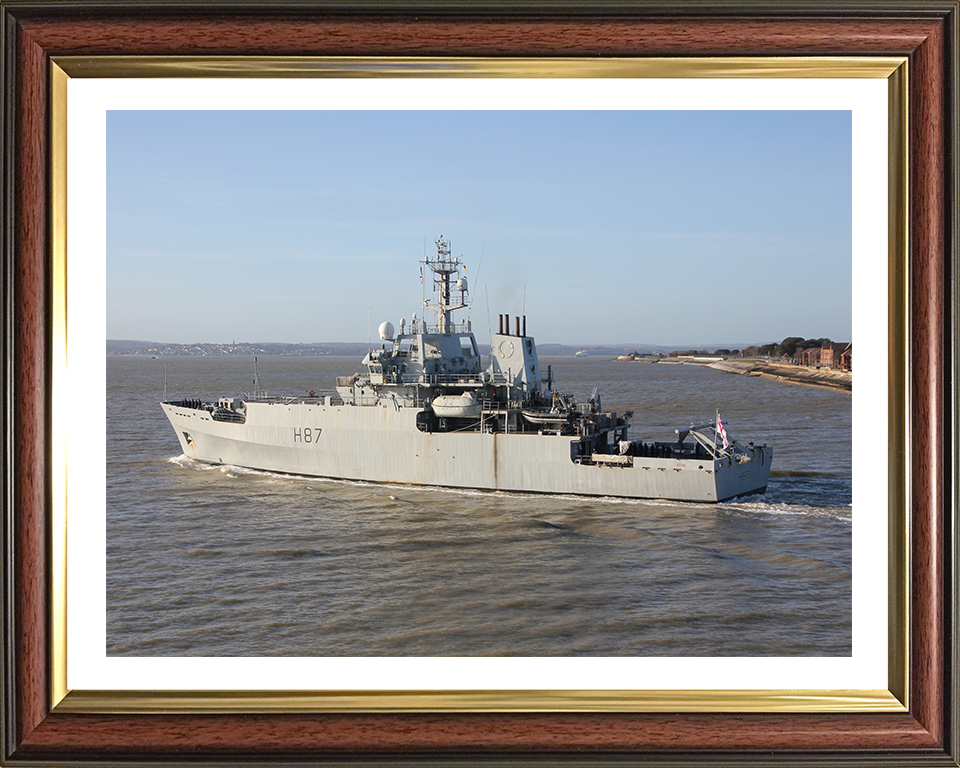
[161,237,772,502]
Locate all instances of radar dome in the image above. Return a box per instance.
[378,321,395,340]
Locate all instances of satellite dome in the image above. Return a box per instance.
[378,321,395,340]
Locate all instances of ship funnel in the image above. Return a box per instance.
[378,321,395,340]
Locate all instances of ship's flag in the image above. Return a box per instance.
[420,265,423,284]
[716,409,729,449]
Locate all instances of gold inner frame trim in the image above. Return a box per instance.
[886,62,910,710]
[56,688,904,715]
[50,55,909,715]
[50,61,69,709]
[53,55,904,79]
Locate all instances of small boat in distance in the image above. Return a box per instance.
[574,350,588,357]
[161,237,772,502]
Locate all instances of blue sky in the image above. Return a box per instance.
[107,110,851,347]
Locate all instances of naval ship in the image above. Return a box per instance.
[161,237,772,502]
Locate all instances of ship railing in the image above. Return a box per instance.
[426,372,485,386]
[480,398,525,413]
[247,393,343,406]
[384,371,511,387]
[385,372,487,386]
[405,320,473,335]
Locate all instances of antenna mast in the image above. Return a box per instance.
[423,235,469,334]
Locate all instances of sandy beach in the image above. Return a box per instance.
[707,360,852,393]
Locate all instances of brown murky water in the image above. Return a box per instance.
[107,355,851,657]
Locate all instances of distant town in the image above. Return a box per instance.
[600,338,853,393]
[106,340,369,357]
[107,336,851,372]
[614,337,852,372]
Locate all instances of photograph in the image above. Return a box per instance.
[3,2,956,764]
[105,109,853,658]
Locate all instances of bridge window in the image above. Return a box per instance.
[460,335,478,358]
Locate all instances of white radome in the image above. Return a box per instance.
[378,321,395,340]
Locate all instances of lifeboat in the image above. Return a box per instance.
[521,408,572,428]
[431,392,482,418]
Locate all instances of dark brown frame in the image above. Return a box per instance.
[2,2,957,765]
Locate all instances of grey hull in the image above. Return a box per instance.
[163,400,772,503]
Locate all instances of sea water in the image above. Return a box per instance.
[107,355,851,657]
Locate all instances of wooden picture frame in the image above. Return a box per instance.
[2,2,957,765]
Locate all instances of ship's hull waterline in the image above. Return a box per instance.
[162,400,771,503]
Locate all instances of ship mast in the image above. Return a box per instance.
[423,235,469,334]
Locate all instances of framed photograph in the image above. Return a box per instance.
[80,75,876,693]
[2,2,957,765]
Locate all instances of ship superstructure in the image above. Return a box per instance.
[161,237,772,502]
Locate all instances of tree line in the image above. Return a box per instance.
[665,337,834,359]
[744,337,834,359]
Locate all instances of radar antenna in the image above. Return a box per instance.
[423,235,470,334]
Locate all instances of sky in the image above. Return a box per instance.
[106,109,852,347]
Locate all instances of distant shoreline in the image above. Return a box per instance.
[706,360,852,394]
